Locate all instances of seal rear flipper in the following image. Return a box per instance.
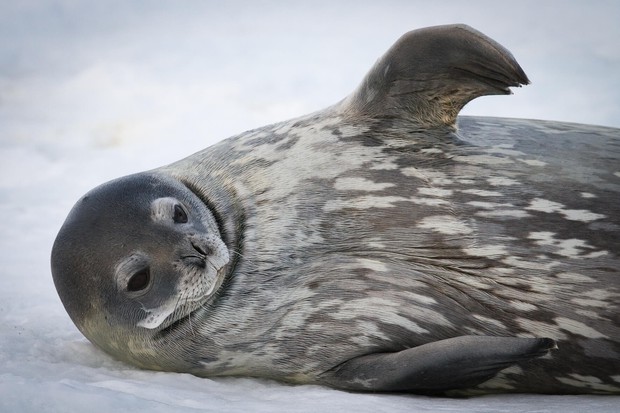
[321,336,556,393]
[343,24,529,127]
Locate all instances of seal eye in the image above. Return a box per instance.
[173,204,188,224]
[127,268,150,292]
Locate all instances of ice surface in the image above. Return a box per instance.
[1,1,619,412]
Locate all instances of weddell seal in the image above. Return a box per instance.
[51,24,620,395]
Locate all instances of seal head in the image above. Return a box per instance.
[51,172,229,368]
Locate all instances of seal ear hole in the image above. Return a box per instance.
[173,204,188,224]
[127,268,151,292]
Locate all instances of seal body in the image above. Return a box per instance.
[52,24,620,395]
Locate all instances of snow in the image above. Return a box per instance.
[1,1,619,412]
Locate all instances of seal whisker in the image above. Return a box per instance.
[175,284,197,336]
[186,298,196,336]
[229,249,247,259]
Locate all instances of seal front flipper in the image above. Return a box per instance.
[321,336,556,393]
[344,24,529,127]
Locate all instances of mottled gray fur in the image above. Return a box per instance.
[52,25,620,395]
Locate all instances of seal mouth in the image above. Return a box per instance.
[181,254,207,269]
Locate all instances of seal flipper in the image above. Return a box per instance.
[344,24,529,127]
[321,336,556,393]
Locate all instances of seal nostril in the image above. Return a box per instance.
[191,242,209,257]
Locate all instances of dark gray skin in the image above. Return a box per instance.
[51,24,620,395]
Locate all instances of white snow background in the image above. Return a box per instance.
[1,1,619,412]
